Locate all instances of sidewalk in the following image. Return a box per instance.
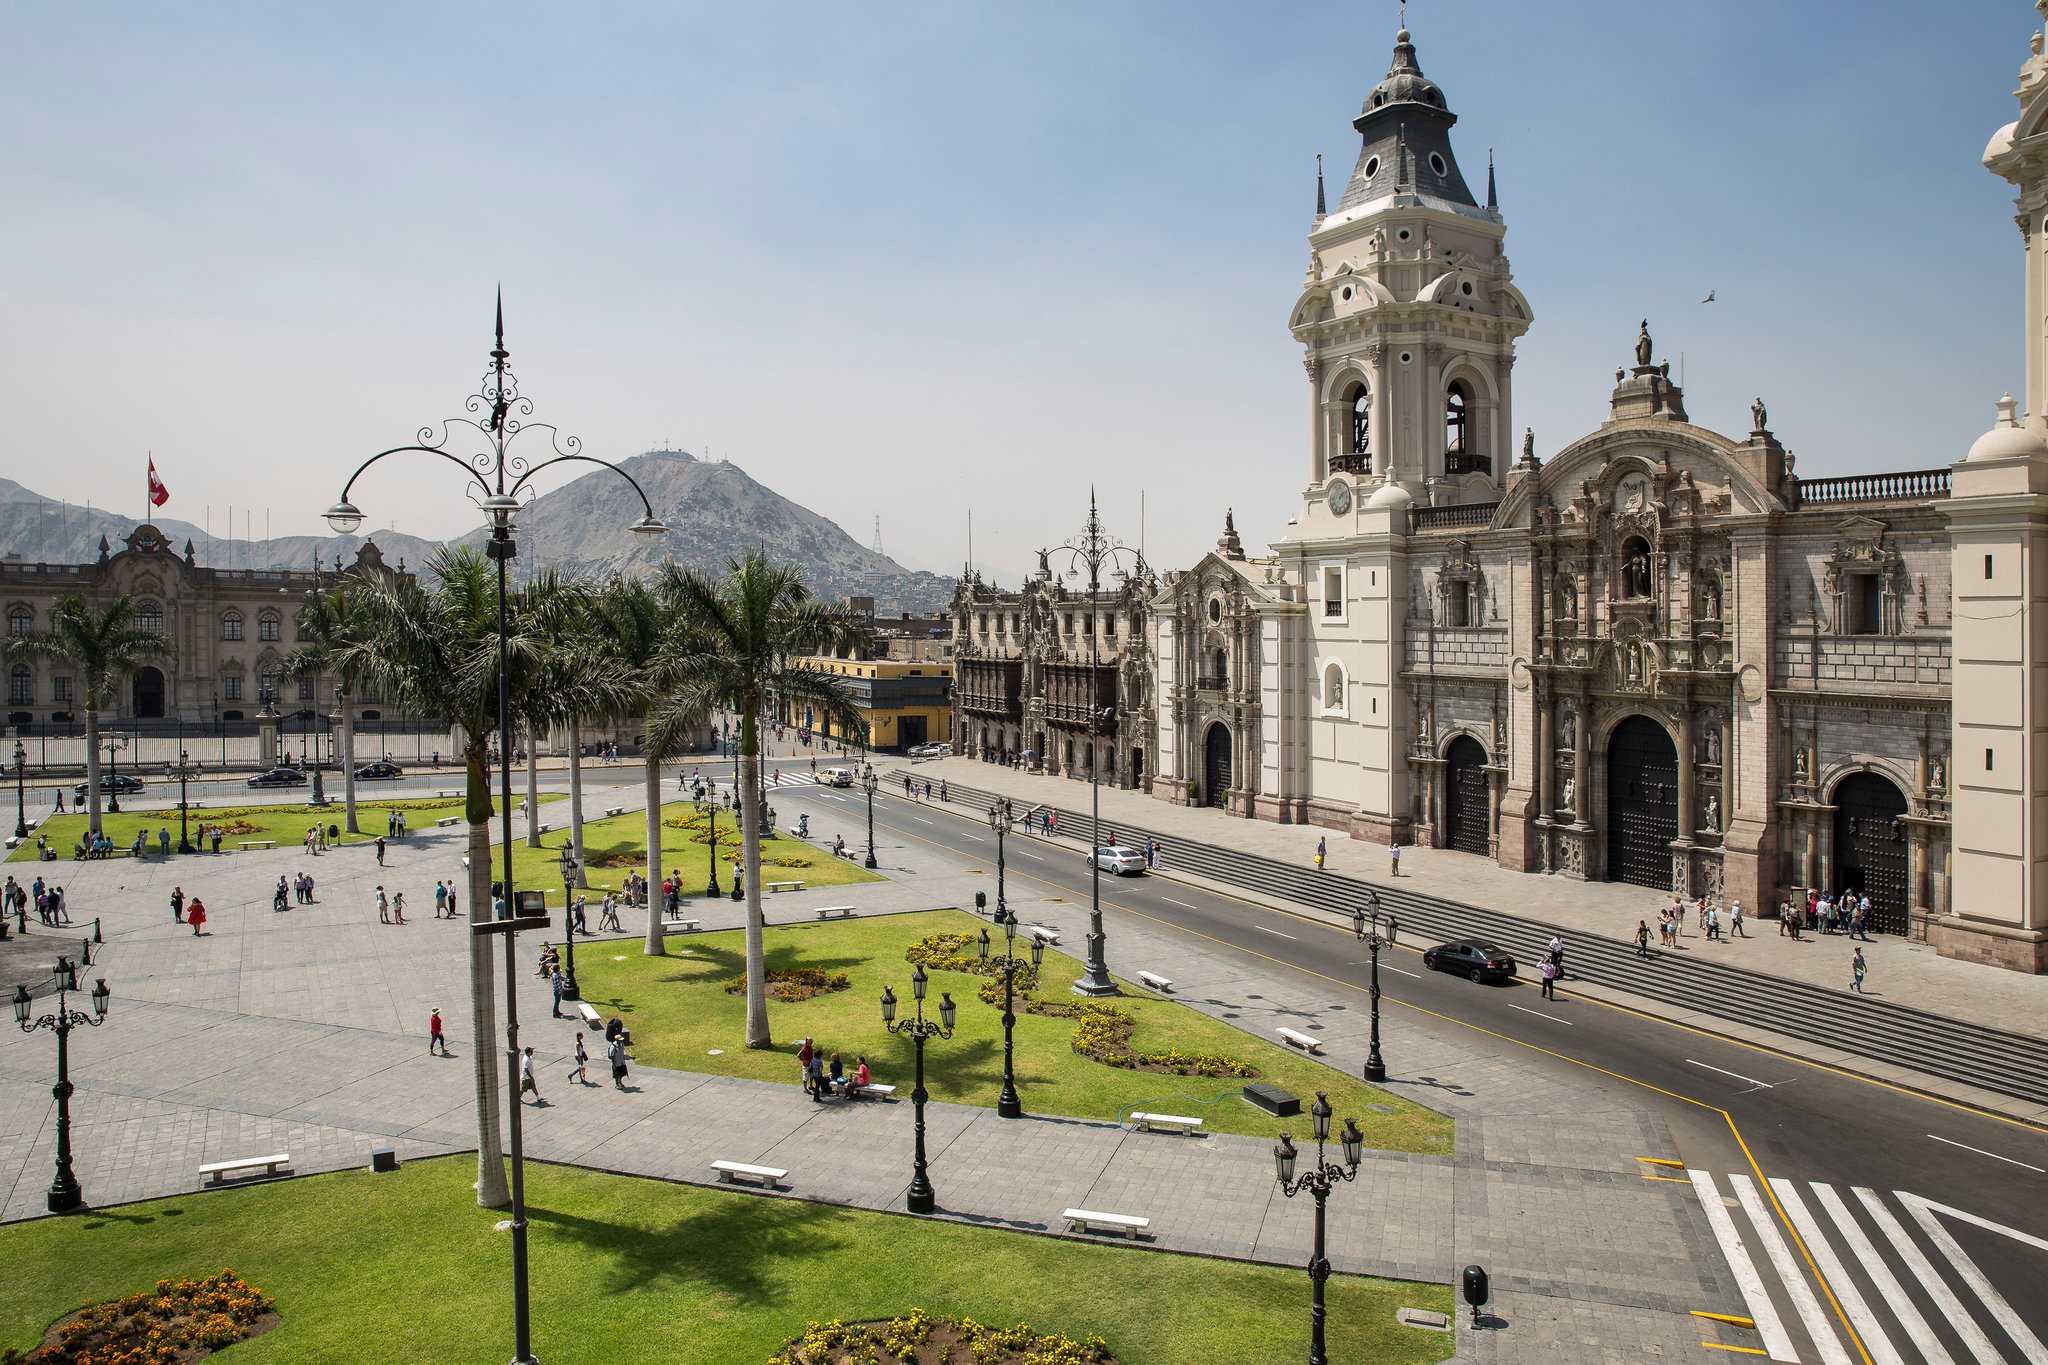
[898,755,2048,1041]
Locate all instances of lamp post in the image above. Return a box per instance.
[698,797,722,898]
[101,733,128,814]
[1048,490,1144,998]
[1350,893,1397,1083]
[1273,1092,1365,1365]
[861,765,879,869]
[880,965,956,1214]
[557,844,581,1001]
[164,749,201,854]
[11,739,25,840]
[14,958,111,1213]
[976,807,1040,1120]
[324,294,665,1365]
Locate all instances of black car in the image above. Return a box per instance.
[246,767,309,788]
[1422,939,1517,984]
[73,773,147,800]
[355,762,404,781]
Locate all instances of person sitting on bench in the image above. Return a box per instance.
[847,1055,871,1098]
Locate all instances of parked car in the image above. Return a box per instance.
[355,761,404,781]
[1087,845,1148,876]
[72,773,147,801]
[1421,939,1517,984]
[246,767,310,789]
[907,742,949,758]
[817,767,855,788]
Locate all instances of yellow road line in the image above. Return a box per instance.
[1642,1174,1691,1183]
[1638,1157,1686,1168]
[1691,1311,1756,1327]
[1702,1345,1768,1356]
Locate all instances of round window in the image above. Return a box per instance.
[1400,351,1413,364]
[1207,600,1221,623]
[1363,156,1380,180]
[1429,152,1447,177]
[1397,228,1411,242]
[1461,280,1474,296]
[1341,286,1353,300]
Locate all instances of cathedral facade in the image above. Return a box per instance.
[1151,21,2048,972]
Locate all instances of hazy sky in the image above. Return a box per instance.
[0,3,2036,583]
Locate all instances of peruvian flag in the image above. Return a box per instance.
[147,458,169,508]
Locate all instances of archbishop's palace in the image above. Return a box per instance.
[955,20,2048,974]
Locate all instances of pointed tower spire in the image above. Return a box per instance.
[495,285,504,347]
[1486,149,1497,210]
[1315,154,1327,219]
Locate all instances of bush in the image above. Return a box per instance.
[768,1309,1113,1364]
[724,968,851,1003]
[2,1268,276,1364]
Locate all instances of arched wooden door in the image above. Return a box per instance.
[1203,722,1231,808]
[1444,736,1491,856]
[1833,773,1908,934]
[133,666,166,719]
[1605,715,1677,890]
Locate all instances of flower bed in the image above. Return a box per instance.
[725,967,851,1003]
[770,1309,1113,1365]
[2,1269,277,1365]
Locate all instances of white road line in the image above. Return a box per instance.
[1376,963,1421,979]
[1811,1184,1952,1365]
[1016,852,1043,861]
[961,834,985,842]
[1162,897,1197,909]
[1853,1188,2000,1365]
[1769,1178,1905,1365]
[1926,1133,2047,1173]
[1505,1003,1572,1025]
[1688,1170,1801,1363]
[1687,1059,1776,1089]
[1254,926,1297,940]
[1898,1192,2048,1364]
[913,818,933,825]
[1730,1173,1849,1365]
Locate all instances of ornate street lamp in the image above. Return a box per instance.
[12,739,25,840]
[1350,892,1397,1083]
[1047,490,1144,997]
[697,796,722,898]
[325,294,664,1365]
[976,825,1042,1120]
[880,965,956,1214]
[861,765,880,869]
[1274,1092,1365,1365]
[164,748,202,854]
[101,733,128,814]
[15,958,111,1212]
[557,844,581,1001]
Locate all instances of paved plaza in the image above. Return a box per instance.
[1,797,1752,1361]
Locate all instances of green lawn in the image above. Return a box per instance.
[579,909,1452,1152]
[510,801,885,897]
[0,1159,1454,1365]
[3,794,554,862]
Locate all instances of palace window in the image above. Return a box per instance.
[135,600,162,633]
[222,610,243,641]
[7,607,29,638]
[1855,574,1884,635]
[1103,614,1115,638]
[1446,580,1471,628]
[8,665,29,706]
[299,677,316,701]
[224,676,243,701]
[1323,566,1344,617]
[1351,384,1371,456]
[53,676,71,703]
[259,613,280,642]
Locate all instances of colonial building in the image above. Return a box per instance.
[952,557,1158,790]
[1150,21,2048,972]
[3,524,400,732]
[780,657,954,753]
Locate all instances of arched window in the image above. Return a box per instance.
[258,613,280,642]
[1322,662,1345,714]
[1214,647,1228,682]
[8,664,30,706]
[1350,384,1371,456]
[1621,537,1653,600]
[135,600,162,633]
[7,607,29,638]
[222,610,243,641]
[1444,380,1469,455]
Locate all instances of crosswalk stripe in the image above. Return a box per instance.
[1731,1174,1852,1365]
[1771,1178,1905,1365]
[1852,1188,2006,1365]
[1811,1184,1955,1365]
[1898,1193,2048,1365]
[1691,1169,1802,1362]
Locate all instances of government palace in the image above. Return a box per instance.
[957,17,2048,974]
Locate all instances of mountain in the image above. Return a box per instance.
[0,455,955,615]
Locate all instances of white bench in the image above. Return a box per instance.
[604,806,624,818]
[1026,925,1060,946]
[238,840,277,850]
[661,918,702,933]
[1129,1112,1204,1136]
[536,822,552,834]
[815,905,856,920]
[3,837,17,850]
[437,816,460,827]
[852,1082,896,1100]
[1136,971,1173,993]
[200,1152,290,1186]
[1063,1208,1149,1239]
[573,1001,603,1026]
[1277,1027,1324,1055]
[767,880,806,893]
[711,1160,786,1189]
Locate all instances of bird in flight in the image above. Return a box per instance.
[1701,290,1716,304]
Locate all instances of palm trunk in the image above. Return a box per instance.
[524,728,542,848]
[464,746,509,1208]
[84,701,103,836]
[642,754,665,956]
[569,720,587,887]
[741,720,770,1049]
[341,701,359,834]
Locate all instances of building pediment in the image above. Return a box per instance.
[1499,424,1783,530]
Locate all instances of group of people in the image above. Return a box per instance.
[302,825,332,854]
[1782,890,1874,941]
[169,886,206,935]
[795,1036,873,1101]
[275,872,317,908]
[4,874,68,928]
[375,885,407,924]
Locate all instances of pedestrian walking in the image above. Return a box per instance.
[1706,906,1720,941]
[1850,947,1868,994]
[519,1046,543,1104]
[599,893,621,931]
[448,885,458,920]
[807,1048,825,1101]
[158,827,171,858]
[171,886,185,923]
[186,898,206,936]
[388,810,397,839]
[53,787,64,813]
[1389,842,1401,877]
[797,1037,815,1096]
[274,876,289,913]
[608,1034,629,1088]
[1778,900,1790,937]
[939,781,948,802]
[1548,934,1565,979]
[429,1007,450,1055]
[551,967,567,1018]
[377,886,390,924]
[571,1032,588,1084]
[396,810,407,840]
[211,826,222,854]
[435,881,448,918]
[375,836,387,866]
[1730,901,1746,937]
[1315,836,1327,870]
[1539,955,1559,1000]
[392,891,406,924]
[1636,920,1652,958]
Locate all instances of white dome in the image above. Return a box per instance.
[1969,394,2047,461]
[1985,121,2019,166]
[1366,481,1415,510]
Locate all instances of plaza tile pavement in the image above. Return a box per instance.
[0,812,1745,1361]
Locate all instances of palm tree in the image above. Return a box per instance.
[330,547,567,1209]
[279,583,378,834]
[586,577,687,957]
[649,551,869,1048]
[5,595,164,835]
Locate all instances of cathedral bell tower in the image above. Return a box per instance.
[1290,27,1533,513]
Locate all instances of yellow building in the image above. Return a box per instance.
[781,658,953,752]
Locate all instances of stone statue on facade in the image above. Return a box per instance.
[1036,548,1052,580]
[1702,725,1721,765]
[1560,776,1575,811]
[1558,704,1575,748]
[1626,641,1643,683]
[1702,579,1721,619]
[1751,396,1768,432]
[1635,320,1653,368]
[1555,574,1577,620]
[1793,747,1810,780]
[1930,757,1946,794]
[1523,427,1536,464]
[1702,793,1720,834]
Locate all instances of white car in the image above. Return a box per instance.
[817,767,855,788]
[907,742,949,758]
[1087,845,1147,876]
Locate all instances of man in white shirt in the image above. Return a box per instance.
[519,1046,542,1104]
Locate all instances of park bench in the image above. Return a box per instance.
[850,1082,896,1101]
[604,806,625,818]
[711,1160,787,1190]
[1025,925,1060,946]
[436,816,460,827]
[767,880,806,893]
[661,917,702,933]
[1063,1208,1149,1239]
[1276,1027,1323,1055]
[814,906,855,920]
[2,837,16,850]
[200,1152,290,1186]
[573,1001,603,1027]
[238,840,277,851]
[1129,1112,1204,1136]
[535,822,552,834]
[1136,971,1173,993]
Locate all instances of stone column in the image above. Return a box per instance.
[1538,691,1556,818]
[1802,810,1819,891]
[1677,708,1696,840]
[1572,696,1591,825]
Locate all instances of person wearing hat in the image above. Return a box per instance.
[429,1008,449,1055]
